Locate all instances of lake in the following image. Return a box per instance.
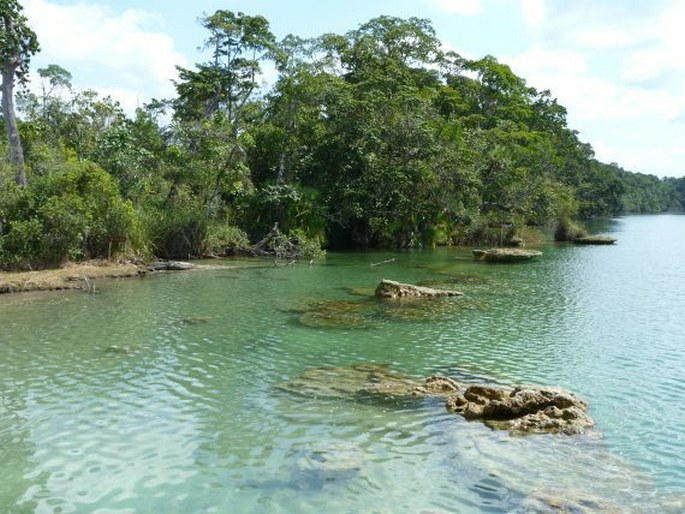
[1,215,684,513]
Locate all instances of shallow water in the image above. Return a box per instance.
[1,215,684,513]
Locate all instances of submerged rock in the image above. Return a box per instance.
[182,315,212,325]
[276,363,422,400]
[103,344,141,355]
[375,279,463,299]
[446,384,593,435]
[573,235,617,245]
[287,290,470,329]
[279,364,594,435]
[473,248,542,263]
[286,299,377,329]
[519,490,623,513]
[293,442,366,486]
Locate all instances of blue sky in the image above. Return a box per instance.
[22,0,685,178]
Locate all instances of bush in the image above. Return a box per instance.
[554,218,588,242]
[0,161,141,269]
[285,229,325,260]
[141,203,207,260]
[203,224,251,256]
[240,184,326,242]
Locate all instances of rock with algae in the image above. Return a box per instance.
[473,248,542,263]
[276,363,422,400]
[375,279,463,299]
[279,364,594,435]
[285,299,377,329]
[573,235,617,245]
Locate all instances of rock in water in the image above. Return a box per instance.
[445,384,594,435]
[472,248,542,262]
[375,279,463,299]
[276,363,422,400]
[148,261,195,271]
[278,364,594,435]
[573,235,617,245]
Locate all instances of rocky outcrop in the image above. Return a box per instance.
[278,364,594,435]
[473,248,542,262]
[375,279,463,299]
[573,235,617,245]
[445,383,593,435]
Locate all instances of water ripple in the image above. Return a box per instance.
[2,217,685,511]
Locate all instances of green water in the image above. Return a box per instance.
[1,215,684,513]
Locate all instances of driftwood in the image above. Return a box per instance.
[370,258,396,267]
[253,223,314,260]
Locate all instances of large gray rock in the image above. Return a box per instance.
[375,279,463,299]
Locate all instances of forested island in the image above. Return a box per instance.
[1,4,684,271]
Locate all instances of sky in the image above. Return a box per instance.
[21,0,685,178]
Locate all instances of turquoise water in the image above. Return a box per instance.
[1,215,684,512]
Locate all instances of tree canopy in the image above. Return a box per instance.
[1,0,39,186]
[0,11,682,269]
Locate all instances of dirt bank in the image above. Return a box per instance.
[0,261,142,294]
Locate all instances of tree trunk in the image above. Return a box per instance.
[1,66,27,186]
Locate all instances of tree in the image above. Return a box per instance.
[0,0,39,186]
[174,10,275,124]
[37,64,72,120]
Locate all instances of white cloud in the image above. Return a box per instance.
[435,0,483,16]
[520,0,547,27]
[499,1,685,177]
[23,0,188,111]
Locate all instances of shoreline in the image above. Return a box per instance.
[0,261,144,294]
[0,258,276,295]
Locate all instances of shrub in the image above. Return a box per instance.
[203,224,251,256]
[0,161,141,269]
[554,218,588,242]
[141,204,207,260]
[240,184,326,242]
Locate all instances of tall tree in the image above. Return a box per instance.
[174,10,275,124]
[0,0,39,186]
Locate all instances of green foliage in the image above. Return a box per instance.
[620,169,677,213]
[554,218,588,242]
[241,184,326,242]
[141,200,208,260]
[203,224,251,256]
[284,229,325,260]
[0,0,40,84]
[174,10,275,122]
[0,161,140,269]
[3,10,682,271]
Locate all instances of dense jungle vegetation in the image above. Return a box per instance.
[1,6,683,269]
